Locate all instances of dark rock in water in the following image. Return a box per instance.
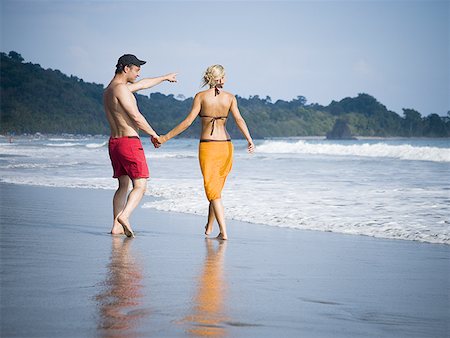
[326,119,357,140]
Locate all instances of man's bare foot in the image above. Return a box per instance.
[110,222,125,235]
[205,223,213,236]
[216,233,228,240]
[118,215,135,238]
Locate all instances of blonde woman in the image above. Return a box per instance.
[156,65,254,240]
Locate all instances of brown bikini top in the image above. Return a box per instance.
[199,113,228,136]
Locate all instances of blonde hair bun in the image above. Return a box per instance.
[202,64,225,88]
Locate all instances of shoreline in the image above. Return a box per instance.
[1,181,448,247]
[2,133,450,140]
[1,183,449,337]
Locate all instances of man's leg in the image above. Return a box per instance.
[117,178,148,237]
[210,198,228,240]
[111,175,130,235]
[205,202,216,235]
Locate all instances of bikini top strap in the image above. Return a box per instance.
[214,84,223,96]
[198,114,228,135]
[199,114,228,119]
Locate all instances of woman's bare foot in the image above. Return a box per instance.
[205,223,213,236]
[216,233,228,240]
[118,215,135,238]
[110,221,125,235]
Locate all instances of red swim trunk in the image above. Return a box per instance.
[108,136,149,179]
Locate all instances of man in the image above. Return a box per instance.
[104,54,177,237]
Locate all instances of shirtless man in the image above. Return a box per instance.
[103,54,177,237]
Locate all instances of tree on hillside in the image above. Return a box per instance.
[424,114,448,137]
[8,51,24,63]
[403,108,422,136]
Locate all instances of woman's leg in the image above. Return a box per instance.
[210,198,228,240]
[205,202,216,235]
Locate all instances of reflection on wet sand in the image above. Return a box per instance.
[95,237,148,337]
[184,239,228,337]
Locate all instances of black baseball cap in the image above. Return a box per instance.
[116,54,146,68]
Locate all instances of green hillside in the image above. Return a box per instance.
[1,51,448,137]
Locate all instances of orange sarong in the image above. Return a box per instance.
[198,141,234,201]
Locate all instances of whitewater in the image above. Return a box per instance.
[1,135,449,244]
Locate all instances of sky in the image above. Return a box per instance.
[1,0,449,116]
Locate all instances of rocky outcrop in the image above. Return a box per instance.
[326,119,357,140]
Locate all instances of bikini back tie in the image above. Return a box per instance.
[214,84,223,96]
[199,114,228,135]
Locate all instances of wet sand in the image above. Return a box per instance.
[0,183,449,337]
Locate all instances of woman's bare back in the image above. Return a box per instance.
[197,89,234,140]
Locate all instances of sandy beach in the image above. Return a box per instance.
[0,182,449,337]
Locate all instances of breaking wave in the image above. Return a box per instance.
[257,140,450,163]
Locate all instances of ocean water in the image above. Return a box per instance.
[1,135,449,244]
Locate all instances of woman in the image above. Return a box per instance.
[157,65,254,240]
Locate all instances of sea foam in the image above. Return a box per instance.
[2,136,449,245]
[257,140,450,163]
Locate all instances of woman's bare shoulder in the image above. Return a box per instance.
[195,89,211,97]
[194,89,235,102]
[219,90,236,100]
[191,90,208,102]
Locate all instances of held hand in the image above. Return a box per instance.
[150,135,161,148]
[247,140,255,153]
[157,135,168,145]
[165,73,178,83]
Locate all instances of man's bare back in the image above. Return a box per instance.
[103,82,140,138]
